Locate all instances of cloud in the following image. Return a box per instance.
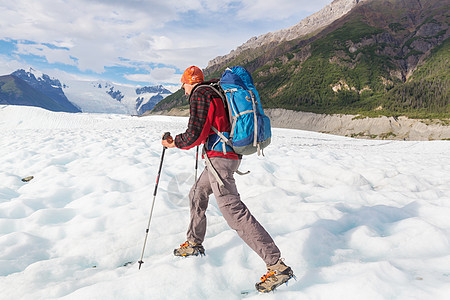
[1,0,167,65]
[0,0,333,83]
[124,67,179,85]
[150,67,177,81]
[0,55,24,75]
[124,74,153,82]
[237,0,333,21]
[15,42,77,66]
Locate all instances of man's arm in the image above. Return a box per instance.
[174,87,215,150]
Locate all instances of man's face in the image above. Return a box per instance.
[182,83,195,96]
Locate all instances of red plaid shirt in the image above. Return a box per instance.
[174,80,239,160]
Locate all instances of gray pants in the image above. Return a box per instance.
[187,157,281,266]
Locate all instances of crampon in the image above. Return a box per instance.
[173,241,205,257]
[255,259,294,293]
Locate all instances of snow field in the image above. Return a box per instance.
[0,105,450,299]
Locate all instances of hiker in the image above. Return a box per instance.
[161,66,293,292]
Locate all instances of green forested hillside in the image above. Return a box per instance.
[382,38,449,117]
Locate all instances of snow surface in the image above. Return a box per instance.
[1,105,450,300]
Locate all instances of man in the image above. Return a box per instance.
[161,66,293,292]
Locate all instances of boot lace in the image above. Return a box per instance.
[179,241,190,248]
[260,270,276,283]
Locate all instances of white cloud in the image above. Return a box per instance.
[15,43,77,66]
[150,67,177,81]
[124,73,153,83]
[237,0,333,21]
[200,0,237,12]
[0,0,333,82]
[150,36,175,51]
[0,55,24,75]
[124,67,179,85]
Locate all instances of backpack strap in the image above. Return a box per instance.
[197,83,227,109]
[248,90,258,148]
[204,145,250,178]
[202,146,224,188]
[236,169,250,176]
[207,84,234,133]
[211,126,232,147]
[211,126,229,155]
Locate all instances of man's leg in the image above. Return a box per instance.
[186,168,213,244]
[208,157,281,266]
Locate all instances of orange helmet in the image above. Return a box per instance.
[181,66,204,85]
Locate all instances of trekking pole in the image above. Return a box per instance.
[194,146,199,182]
[138,132,172,270]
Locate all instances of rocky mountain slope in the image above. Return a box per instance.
[11,69,81,113]
[207,0,363,73]
[135,85,172,114]
[0,75,77,113]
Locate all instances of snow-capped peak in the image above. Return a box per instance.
[8,68,172,115]
[27,67,44,81]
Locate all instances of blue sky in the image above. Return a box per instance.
[0,0,332,88]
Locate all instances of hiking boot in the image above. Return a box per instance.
[173,241,205,257]
[255,259,294,293]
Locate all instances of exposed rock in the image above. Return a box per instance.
[411,39,433,52]
[416,22,443,37]
[21,176,34,182]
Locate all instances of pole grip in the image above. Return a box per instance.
[162,132,173,144]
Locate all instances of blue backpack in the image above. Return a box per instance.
[207,66,272,156]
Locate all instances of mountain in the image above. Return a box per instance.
[136,85,172,114]
[206,0,362,73]
[62,79,138,114]
[154,0,449,119]
[12,69,81,113]
[1,68,173,115]
[62,79,172,115]
[0,75,77,113]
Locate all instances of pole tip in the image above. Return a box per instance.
[138,260,144,269]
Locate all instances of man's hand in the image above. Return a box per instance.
[162,132,175,148]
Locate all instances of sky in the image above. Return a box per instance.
[0,0,333,88]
